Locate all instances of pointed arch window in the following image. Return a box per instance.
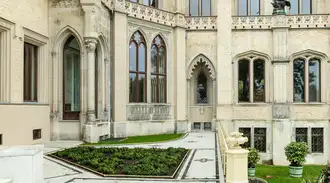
[197,71,208,104]
[129,31,147,103]
[151,35,167,103]
[238,58,265,103]
[293,57,320,102]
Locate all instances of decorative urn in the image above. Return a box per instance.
[226,131,248,149]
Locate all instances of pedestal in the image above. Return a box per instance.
[226,148,249,183]
[0,145,43,183]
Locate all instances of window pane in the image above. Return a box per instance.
[239,128,251,148]
[197,72,208,104]
[129,73,137,102]
[254,128,267,152]
[150,0,157,7]
[159,75,166,103]
[238,60,250,102]
[189,0,199,16]
[129,42,137,71]
[138,74,146,102]
[295,128,308,143]
[311,128,323,153]
[138,44,146,72]
[24,43,38,102]
[142,0,149,5]
[238,0,247,16]
[253,60,265,102]
[151,75,157,103]
[250,0,260,15]
[201,0,211,16]
[301,0,311,14]
[159,47,166,74]
[151,45,158,73]
[309,59,320,102]
[290,0,299,14]
[293,59,305,102]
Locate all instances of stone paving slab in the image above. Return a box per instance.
[185,149,216,179]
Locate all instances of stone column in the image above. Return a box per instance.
[272,15,292,165]
[226,132,249,183]
[212,79,217,130]
[104,58,110,121]
[85,38,98,123]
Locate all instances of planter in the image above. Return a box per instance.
[289,166,303,178]
[248,167,256,177]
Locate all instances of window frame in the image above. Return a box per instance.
[129,31,147,103]
[150,36,167,103]
[189,0,212,16]
[24,42,38,102]
[288,0,313,15]
[130,0,159,8]
[237,58,266,103]
[236,0,261,16]
[239,127,267,153]
[292,57,321,103]
[294,127,324,153]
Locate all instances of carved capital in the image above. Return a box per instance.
[85,38,98,53]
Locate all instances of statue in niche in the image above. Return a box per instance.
[197,72,208,104]
[271,0,291,15]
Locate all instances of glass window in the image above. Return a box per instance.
[151,35,167,103]
[290,0,312,14]
[308,59,320,102]
[311,128,323,153]
[189,0,211,16]
[189,0,199,16]
[254,128,267,152]
[201,0,211,16]
[290,0,299,14]
[238,0,248,16]
[238,60,250,102]
[24,43,38,102]
[239,128,251,148]
[293,59,305,102]
[129,31,147,103]
[253,60,265,102]
[295,128,308,143]
[250,0,260,15]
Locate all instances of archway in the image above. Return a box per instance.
[63,36,81,120]
[187,54,216,131]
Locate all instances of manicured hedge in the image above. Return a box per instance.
[52,146,188,176]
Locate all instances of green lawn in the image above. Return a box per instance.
[83,133,185,146]
[255,164,324,183]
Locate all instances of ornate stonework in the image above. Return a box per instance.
[85,38,98,53]
[273,105,290,119]
[50,0,81,8]
[187,54,216,80]
[186,16,217,30]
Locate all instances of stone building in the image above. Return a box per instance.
[0,0,330,165]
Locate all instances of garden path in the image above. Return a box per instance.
[43,132,224,183]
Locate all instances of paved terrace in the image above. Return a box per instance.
[43,132,224,183]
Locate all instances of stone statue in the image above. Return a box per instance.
[271,0,291,15]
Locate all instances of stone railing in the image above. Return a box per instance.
[127,104,172,121]
[125,1,175,27]
[217,121,229,176]
[232,14,330,29]
[186,16,217,30]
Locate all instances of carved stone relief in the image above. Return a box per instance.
[188,54,216,80]
[272,105,290,119]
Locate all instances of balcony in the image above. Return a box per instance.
[186,16,217,30]
[127,104,173,121]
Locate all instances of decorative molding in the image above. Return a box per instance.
[186,16,217,30]
[0,17,14,31]
[127,104,172,121]
[233,50,272,62]
[85,38,98,53]
[23,27,48,46]
[187,54,216,80]
[272,104,290,119]
[50,0,81,8]
[289,49,328,62]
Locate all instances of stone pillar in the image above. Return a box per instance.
[272,15,292,165]
[104,58,110,121]
[212,79,217,130]
[217,0,233,115]
[173,1,187,129]
[226,132,249,183]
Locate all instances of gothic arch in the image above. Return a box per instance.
[128,28,149,45]
[187,54,216,80]
[289,49,328,61]
[53,25,84,53]
[150,32,169,49]
[233,50,271,62]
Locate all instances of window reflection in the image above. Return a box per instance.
[190,0,199,16]
[290,0,299,14]
[293,59,305,102]
[238,60,250,102]
[308,59,320,102]
[238,0,248,16]
[202,0,211,16]
[253,60,265,102]
[250,0,260,15]
[301,0,311,14]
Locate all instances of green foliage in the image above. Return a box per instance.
[248,148,261,168]
[284,142,309,167]
[52,146,188,176]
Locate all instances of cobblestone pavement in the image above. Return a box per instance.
[43,132,223,183]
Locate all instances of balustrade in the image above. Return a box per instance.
[127,104,172,121]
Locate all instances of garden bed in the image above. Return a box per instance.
[48,146,190,179]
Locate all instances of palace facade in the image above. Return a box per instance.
[0,0,330,165]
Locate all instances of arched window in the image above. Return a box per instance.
[129,31,147,103]
[197,71,208,104]
[151,35,166,103]
[63,36,81,120]
[293,58,320,102]
[238,58,265,102]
